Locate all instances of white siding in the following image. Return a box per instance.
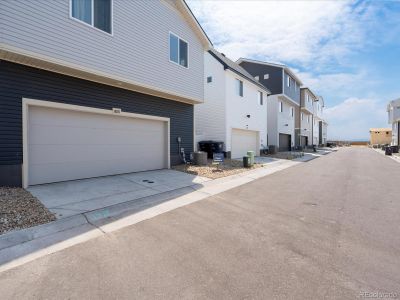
[313,117,320,145]
[225,70,267,154]
[1,0,205,101]
[277,97,295,148]
[194,52,226,150]
[300,111,313,145]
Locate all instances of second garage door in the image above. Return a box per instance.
[28,105,168,186]
[279,133,291,151]
[231,129,258,159]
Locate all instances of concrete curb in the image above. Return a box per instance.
[0,151,333,272]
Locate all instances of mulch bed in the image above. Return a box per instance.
[0,187,56,235]
[172,159,262,179]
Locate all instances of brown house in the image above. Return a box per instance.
[369,128,392,145]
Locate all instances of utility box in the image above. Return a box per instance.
[192,151,208,165]
[247,151,255,165]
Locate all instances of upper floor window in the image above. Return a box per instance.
[169,33,188,68]
[287,76,291,87]
[279,101,283,112]
[307,115,310,123]
[258,91,263,105]
[236,79,243,97]
[207,76,213,83]
[290,107,294,118]
[301,112,304,121]
[307,95,310,103]
[71,0,112,34]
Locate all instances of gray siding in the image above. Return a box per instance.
[283,71,300,105]
[0,61,194,187]
[238,62,282,95]
[0,0,205,101]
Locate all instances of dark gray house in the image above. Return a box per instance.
[237,59,302,151]
[0,0,212,187]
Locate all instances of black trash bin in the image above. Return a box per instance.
[243,156,251,168]
[385,147,392,156]
[198,141,224,159]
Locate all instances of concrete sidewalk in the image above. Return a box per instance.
[0,152,324,272]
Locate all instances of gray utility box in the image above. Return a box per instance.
[192,151,208,165]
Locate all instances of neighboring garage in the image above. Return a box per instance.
[231,129,258,159]
[279,133,291,152]
[26,102,169,186]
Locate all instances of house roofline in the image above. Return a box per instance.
[236,57,303,85]
[208,51,271,94]
[300,87,317,100]
[180,0,213,47]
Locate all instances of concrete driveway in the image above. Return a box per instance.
[28,169,210,219]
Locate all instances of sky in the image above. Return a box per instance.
[186,0,400,141]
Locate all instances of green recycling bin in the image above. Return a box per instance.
[247,151,255,165]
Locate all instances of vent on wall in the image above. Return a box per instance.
[112,108,122,114]
[264,74,269,79]
[254,76,259,81]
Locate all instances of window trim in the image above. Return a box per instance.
[258,91,263,105]
[169,32,190,69]
[236,79,244,97]
[70,0,114,36]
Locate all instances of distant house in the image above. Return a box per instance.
[387,98,400,146]
[195,49,270,158]
[369,128,392,145]
[298,88,317,147]
[237,59,302,151]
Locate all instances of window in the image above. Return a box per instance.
[169,33,188,68]
[207,76,212,83]
[301,112,304,121]
[290,107,294,118]
[307,95,310,103]
[258,91,263,105]
[307,115,310,123]
[71,0,112,34]
[236,79,243,97]
[279,101,283,112]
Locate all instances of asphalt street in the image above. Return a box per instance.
[1,147,399,299]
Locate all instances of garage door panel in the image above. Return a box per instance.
[28,105,167,185]
[231,129,258,159]
[279,134,291,151]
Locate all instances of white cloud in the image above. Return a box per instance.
[187,0,372,68]
[324,98,388,140]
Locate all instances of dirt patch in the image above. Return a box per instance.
[172,159,262,179]
[0,187,56,235]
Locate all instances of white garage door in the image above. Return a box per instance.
[231,129,258,159]
[28,105,168,186]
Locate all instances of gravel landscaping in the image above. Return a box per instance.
[0,187,56,235]
[173,159,262,179]
[263,151,304,160]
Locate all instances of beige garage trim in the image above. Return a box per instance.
[22,98,170,188]
[231,128,259,159]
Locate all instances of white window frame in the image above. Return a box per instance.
[301,112,304,121]
[169,32,189,69]
[287,76,291,87]
[70,0,114,36]
[279,101,283,113]
[236,79,244,97]
[258,91,263,105]
[290,107,294,118]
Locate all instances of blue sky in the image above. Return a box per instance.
[187,0,400,140]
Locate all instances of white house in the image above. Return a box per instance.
[297,87,316,147]
[387,98,400,146]
[237,59,302,151]
[195,49,270,158]
[313,96,324,145]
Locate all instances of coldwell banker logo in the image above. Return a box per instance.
[359,291,398,299]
